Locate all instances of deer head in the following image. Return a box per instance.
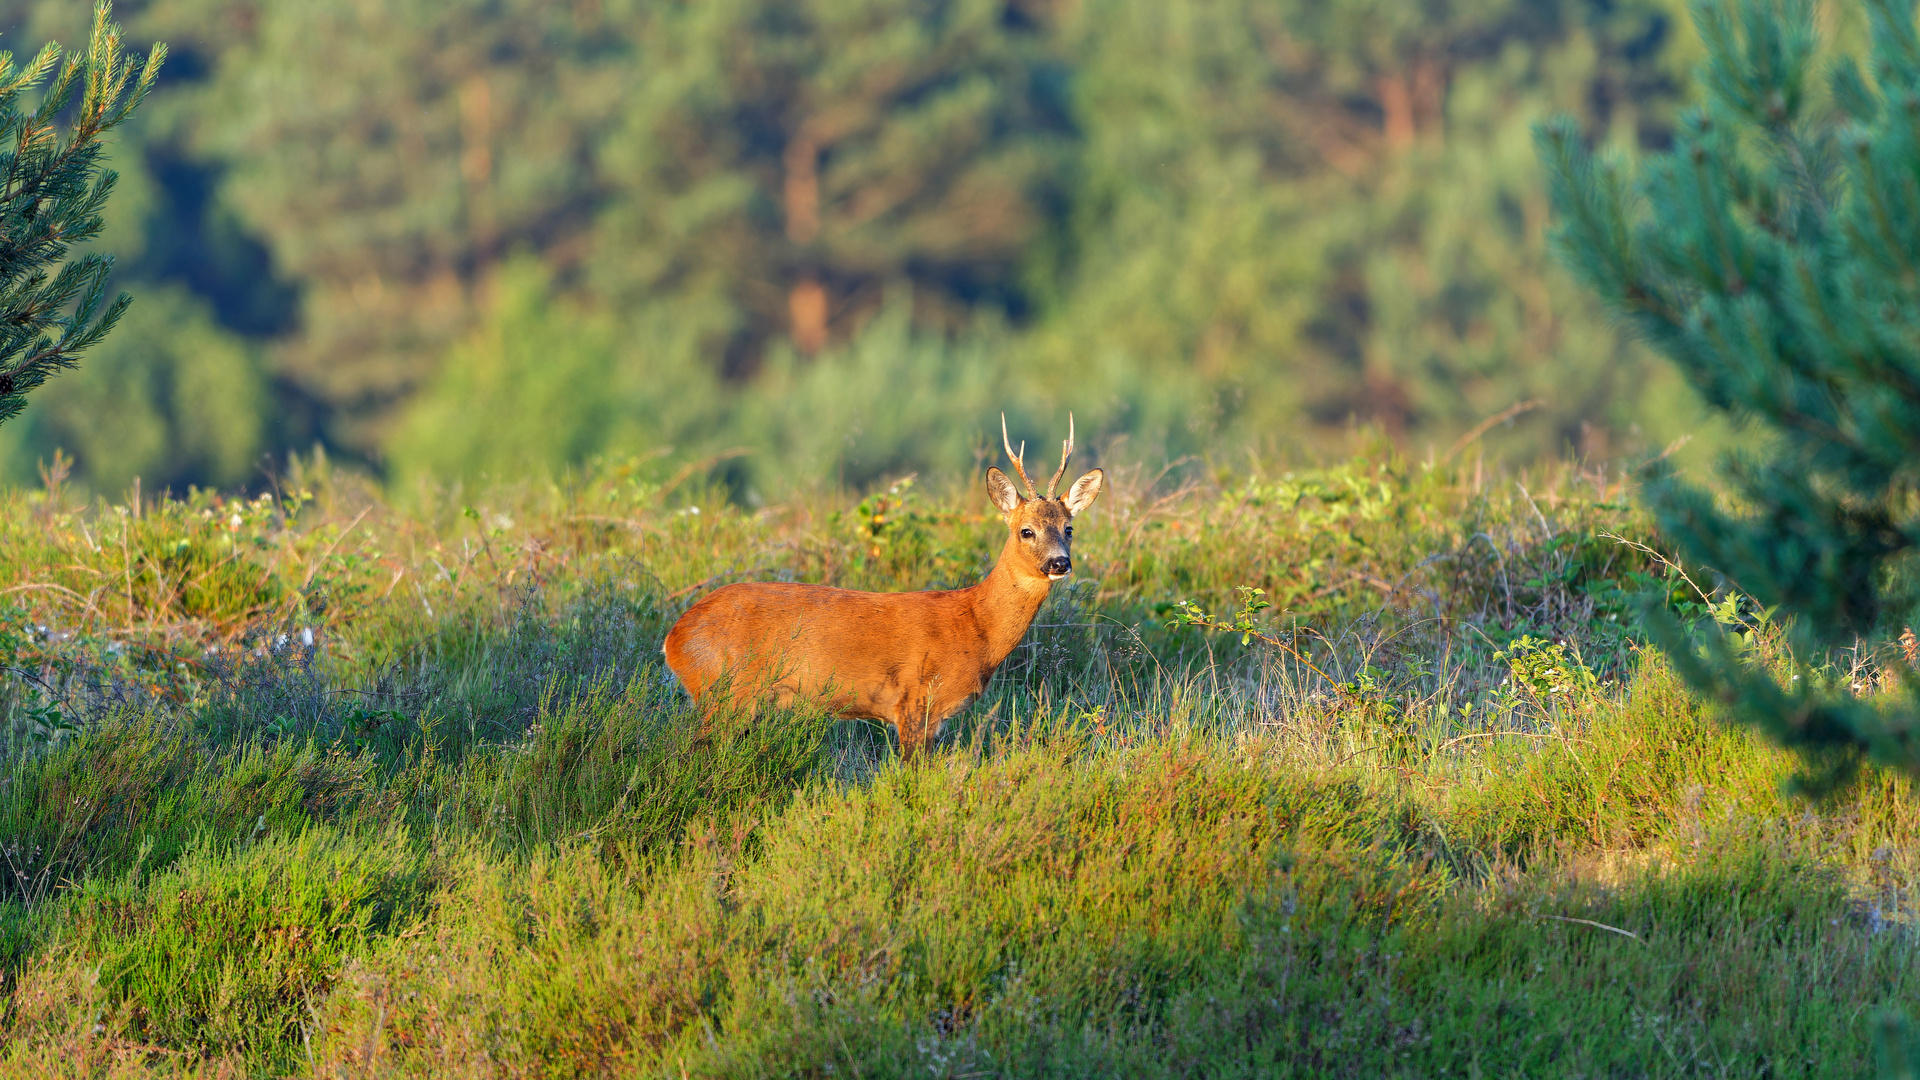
[986,414,1104,581]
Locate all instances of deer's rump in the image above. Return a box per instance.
[662,581,990,722]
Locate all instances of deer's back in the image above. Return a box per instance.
[663,581,983,703]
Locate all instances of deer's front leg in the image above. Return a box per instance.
[890,690,941,760]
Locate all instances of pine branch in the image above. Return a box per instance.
[0,1,162,426]
[1546,0,1920,782]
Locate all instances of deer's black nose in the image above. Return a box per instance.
[1044,555,1072,576]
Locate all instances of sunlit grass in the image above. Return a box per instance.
[0,452,1911,1075]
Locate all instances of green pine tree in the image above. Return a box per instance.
[0,285,264,494]
[591,0,1071,375]
[1541,0,1920,777]
[1348,2,1689,457]
[190,0,631,454]
[0,0,1705,485]
[1035,0,1688,455]
[0,0,160,428]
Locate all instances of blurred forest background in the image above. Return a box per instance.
[0,0,1728,498]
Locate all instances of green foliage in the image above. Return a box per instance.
[1351,36,1678,449]
[187,0,631,450]
[1541,0,1920,779]
[1043,0,1690,451]
[387,258,712,487]
[592,0,1071,364]
[9,826,429,1067]
[303,716,1881,1076]
[1493,634,1602,726]
[0,461,1906,1071]
[0,0,1712,493]
[0,1,159,429]
[1171,585,1276,647]
[0,285,263,493]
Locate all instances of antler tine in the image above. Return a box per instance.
[1001,412,1037,498]
[1046,413,1074,498]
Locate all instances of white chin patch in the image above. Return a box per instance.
[1048,572,1070,581]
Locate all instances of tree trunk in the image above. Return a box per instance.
[789,275,828,355]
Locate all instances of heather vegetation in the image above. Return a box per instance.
[2,0,1920,1074]
[0,451,1910,1075]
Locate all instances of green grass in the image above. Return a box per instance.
[0,452,1913,1076]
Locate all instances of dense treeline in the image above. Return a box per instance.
[0,0,1701,496]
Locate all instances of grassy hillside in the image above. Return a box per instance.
[0,450,1913,1076]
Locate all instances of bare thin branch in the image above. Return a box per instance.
[1539,915,1641,941]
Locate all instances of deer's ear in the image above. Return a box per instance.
[1064,468,1104,516]
[985,467,1023,517]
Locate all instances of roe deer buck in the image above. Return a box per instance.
[663,415,1103,758]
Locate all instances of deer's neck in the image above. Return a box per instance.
[970,536,1053,668]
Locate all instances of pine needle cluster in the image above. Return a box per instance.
[1540,0,1920,779]
[0,1,160,427]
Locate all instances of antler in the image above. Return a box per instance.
[1045,413,1075,498]
[1001,413,1038,498]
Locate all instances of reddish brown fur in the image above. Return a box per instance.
[663,450,1102,758]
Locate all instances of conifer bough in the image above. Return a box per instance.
[0,1,161,428]
[1540,0,1920,780]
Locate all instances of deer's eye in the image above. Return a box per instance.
[1020,527,1035,539]
[1065,527,1073,538]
